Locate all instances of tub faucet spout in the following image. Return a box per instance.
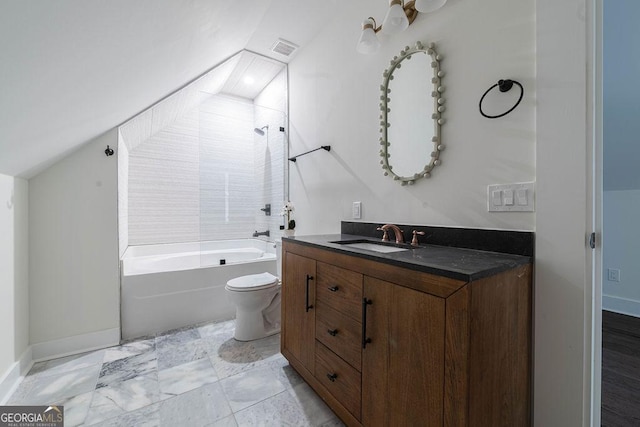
[253,230,270,237]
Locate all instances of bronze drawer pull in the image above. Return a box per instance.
[327,373,338,382]
[327,328,338,336]
[328,286,339,292]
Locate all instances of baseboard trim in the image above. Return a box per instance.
[603,295,640,318]
[0,347,33,405]
[31,328,121,363]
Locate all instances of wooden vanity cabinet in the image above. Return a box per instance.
[362,276,445,426]
[281,240,532,427]
[281,252,316,372]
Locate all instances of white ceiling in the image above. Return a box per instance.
[220,51,286,100]
[0,0,336,178]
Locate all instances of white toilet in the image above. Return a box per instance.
[225,241,282,341]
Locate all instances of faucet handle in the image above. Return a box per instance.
[411,230,425,246]
[376,227,390,242]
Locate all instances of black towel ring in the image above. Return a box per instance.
[479,79,524,119]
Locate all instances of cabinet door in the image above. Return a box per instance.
[282,252,317,372]
[362,276,446,426]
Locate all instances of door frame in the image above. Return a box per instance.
[588,0,603,425]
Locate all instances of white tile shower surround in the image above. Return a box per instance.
[7,320,343,427]
[126,89,289,247]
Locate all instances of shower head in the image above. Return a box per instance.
[254,125,268,136]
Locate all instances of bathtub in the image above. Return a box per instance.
[120,239,277,340]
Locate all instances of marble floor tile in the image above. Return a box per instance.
[219,366,287,413]
[198,320,235,345]
[233,390,310,426]
[97,348,157,388]
[87,402,161,427]
[205,414,238,427]
[159,358,218,399]
[159,382,232,426]
[156,326,201,348]
[52,390,94,427]
[288,382,339,426]
[7,321,343,427]
[15,364,101,405]
[259,354,305,390]
[103,338,155,364]
[85,373,160,425]
[6,375,38,404]
[28,350,106,378]
[157,338,208,371]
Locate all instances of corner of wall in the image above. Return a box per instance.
[118,131,129,258]
[0,173,30,404]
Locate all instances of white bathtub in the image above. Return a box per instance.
[120,239,277,340]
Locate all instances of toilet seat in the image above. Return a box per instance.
[226,272,279,292]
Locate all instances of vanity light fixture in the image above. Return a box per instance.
[415,0,448,13]
[381,0,411,34]
[357,0,447,54]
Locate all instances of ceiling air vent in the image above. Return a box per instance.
[271,39,299,57]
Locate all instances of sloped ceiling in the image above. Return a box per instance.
[0,0,336,178]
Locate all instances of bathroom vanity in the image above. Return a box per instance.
[281,228,532,427]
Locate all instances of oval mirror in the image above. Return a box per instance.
[379,41,445,185]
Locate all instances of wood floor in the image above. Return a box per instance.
[602,310,640,426]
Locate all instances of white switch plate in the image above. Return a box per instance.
[352,201,362,219]
[488,182,535,212]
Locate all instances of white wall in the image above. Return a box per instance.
[0,174,17,374]
[29,130,120,348]
[603,190,640,315]
[0,173,29,399]
[602,0,640,318]
[288,0,535,235]
[603,0,640,191]
[12,178,29,362]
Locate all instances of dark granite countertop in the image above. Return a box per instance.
[283,233,532,282]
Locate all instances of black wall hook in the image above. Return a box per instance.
[498,79,514,92]
[479,79,524,119]
[105,145,114,156]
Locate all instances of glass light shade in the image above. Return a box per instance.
[356,19,381,54]
[415,0,447,13]
[381,3,409,34]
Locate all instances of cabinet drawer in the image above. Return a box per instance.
[316,302,362,370]
[316,262,362,321]
[315,341,361,421]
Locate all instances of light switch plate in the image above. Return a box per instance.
[352,201,362,219]
[488,182,535,212]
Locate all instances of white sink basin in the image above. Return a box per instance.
[336,241,409,253]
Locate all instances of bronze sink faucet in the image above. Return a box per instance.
[377,224,404,244]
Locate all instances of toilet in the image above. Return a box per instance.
[225,241,282,341]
